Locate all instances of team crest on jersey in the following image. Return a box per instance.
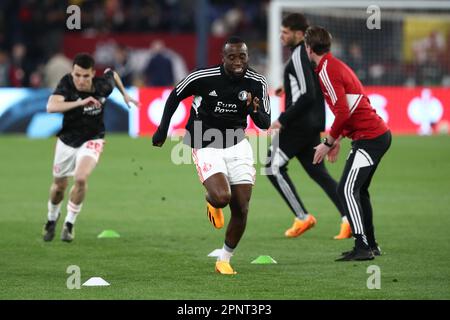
[53,164,61,174]
[238,90,248,101]
[202,163,212,173]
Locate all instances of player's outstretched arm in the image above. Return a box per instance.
[47,95,101,113]
[152,89,182,147]
[105,68,140,108]
[153,69,199,147]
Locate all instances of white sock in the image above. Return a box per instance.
[47,200,62,221]
[342,216,349,223]
[218,244,234,263]
[65,201,82,224]
[296,213,309,220]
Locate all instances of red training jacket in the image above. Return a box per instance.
[315,52,388,140]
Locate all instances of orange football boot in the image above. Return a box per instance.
[215,261,237,275]
[333,221,352,240]
[285,215,317,238]
[207,202,224,229]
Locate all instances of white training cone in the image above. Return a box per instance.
[207,249,222,257]
[82,277,110,287]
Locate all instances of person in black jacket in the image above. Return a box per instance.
[265,13,350,239]
[153,37,270,275]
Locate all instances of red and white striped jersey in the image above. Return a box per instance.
[315,52,388,140]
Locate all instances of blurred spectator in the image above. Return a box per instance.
[170,48,189,84]
[40,0,66,58]
[112,44,134,87]
[29,67,43,88]
[104,0,126,31]
[330,38,344,59]
[10,43,33,87]
[413,30,447,86]
[211,6,245,37]
[368,63,386,86]
[143,40,187,87]
[413,30,445,65]
[346,43,368,84]
[43,50,72,88]
[0,0,447,88]
[0,49,11,87]
[416,54,445,86]
[94,39,118,67]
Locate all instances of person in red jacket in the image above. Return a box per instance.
[304,26,392,261]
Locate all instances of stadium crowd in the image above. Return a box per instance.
[0,0,449,88]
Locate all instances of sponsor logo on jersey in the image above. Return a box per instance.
[83,97,105,116]
[208,90,218,97]
[214,101,238,113]
[83,104,102,116]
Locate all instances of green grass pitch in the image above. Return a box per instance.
[0,135,449,299]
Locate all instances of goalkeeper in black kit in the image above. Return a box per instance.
[153,37,270,275]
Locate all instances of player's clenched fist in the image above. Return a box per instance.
[152,127,167,147]
[246,92,260,113]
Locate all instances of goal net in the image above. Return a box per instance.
[268,0,450,89]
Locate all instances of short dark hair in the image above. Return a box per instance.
[304,26,332,55]
[224,36,246,49]
[282,13,309,32]
[225,36,245,45]
[223,36,247,53]
[73,53,95,69]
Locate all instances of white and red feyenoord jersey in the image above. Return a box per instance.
[315,52,388,141]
